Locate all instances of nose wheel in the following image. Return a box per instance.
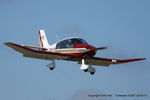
[80,59,96,75]
[83,69,88,72]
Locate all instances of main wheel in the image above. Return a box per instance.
[49,67,54,70]
[90,72,95,75]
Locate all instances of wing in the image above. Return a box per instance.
[4,42,73,60]
[78,57,146,67]
[23,45,46,49]
[4,42,146,66]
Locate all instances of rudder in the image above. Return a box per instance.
[39,30,50,48]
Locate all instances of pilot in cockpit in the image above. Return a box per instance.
[66,39,73,48]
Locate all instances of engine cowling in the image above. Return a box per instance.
[73,43,96,58]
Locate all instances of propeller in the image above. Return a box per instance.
[95,47,107,50]
[82,45,107,58]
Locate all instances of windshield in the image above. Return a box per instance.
[56,38,88,49]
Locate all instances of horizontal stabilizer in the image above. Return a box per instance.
[23,45,47,50]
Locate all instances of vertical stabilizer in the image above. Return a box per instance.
[39,30,50,48]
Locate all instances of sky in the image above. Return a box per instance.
[0,0,150,100]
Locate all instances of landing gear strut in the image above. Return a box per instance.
[46,60,55,70]
[80,59,96,75]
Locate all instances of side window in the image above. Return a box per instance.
[56,38,88,49]
[56,40,68,49]
[66,39,74,48]
[56,42,62,49]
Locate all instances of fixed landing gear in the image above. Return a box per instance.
[80,59,88,70]
[88,65,96,75]
[46,60,55,70]
[83,69,88,72]
[49,67,54,70]
[80,59,96,75]
[90,72,95,75]
[46,59,96,75]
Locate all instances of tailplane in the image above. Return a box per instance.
[39,30,50,48]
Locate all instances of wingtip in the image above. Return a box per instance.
[4,42,10,45]
[142,58,146,60]
[114,57,146,62]
[138,58,146,60]
[4,42,17,47]
[131,58,146,61]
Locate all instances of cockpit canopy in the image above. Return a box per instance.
[56,38,88,49]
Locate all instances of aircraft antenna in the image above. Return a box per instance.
[56,34,60,42]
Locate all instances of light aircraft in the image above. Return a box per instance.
[4,30,146,75]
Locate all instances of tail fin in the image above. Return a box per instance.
[39,30,50,48]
